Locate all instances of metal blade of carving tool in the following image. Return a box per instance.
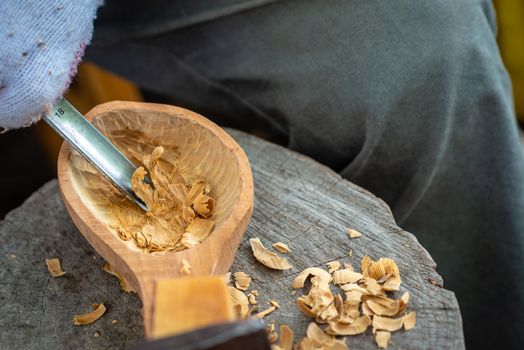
[44,98,149,211]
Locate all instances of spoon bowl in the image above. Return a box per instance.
[57,101,254,334]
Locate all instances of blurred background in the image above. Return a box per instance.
[1,0,523,218]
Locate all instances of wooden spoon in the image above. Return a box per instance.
[56,101,254,336]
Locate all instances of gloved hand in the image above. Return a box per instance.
[0,0,102,131]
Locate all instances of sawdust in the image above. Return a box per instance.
[375,331,391,348]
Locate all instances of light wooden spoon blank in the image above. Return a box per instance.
[57,101,254,335]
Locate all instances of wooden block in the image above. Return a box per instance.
[151,276,235,339]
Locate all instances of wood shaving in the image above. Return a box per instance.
[102,262,135,293]
[273,242,290,254]
[270,300,281,308]
[327,315,371,335]
[365,298,399,317]
[292,267,331,289]
[272,324,294,350]
[233,272,252,291]
[179,259,191,275]
[249,238,293,270]
[372,315,405,332]
[227,286,250,319]
[247,292,258,305]
[347,228,362,238]
[375,331,391,348]
[332,269,363,285]
[71,145,216,253]
[112,320,118,325]
[254,304,278,319]
[267,323,278,343]
[296,274,334,322]
[326,261,341,273]
[45,258,66,277]
[403,312,417,330]
[296,323,348,350]
[181,218,215,248]
[73,303,106,325]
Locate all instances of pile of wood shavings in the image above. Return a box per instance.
[291,256,415,349]
[237,238,417,349]
[71,145,216,253]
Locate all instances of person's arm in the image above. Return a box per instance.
[0,0,102,131]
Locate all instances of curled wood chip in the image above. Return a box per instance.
[372,315,405,332]
[364,296,400,316]
[375,331,391,348]
[227,286,249,319]
[403,311,417,330]
[73,303,107,325]
[347,228,362,238]
[267,323,278,344]
[249,238,293,270]
[224,272,231,285]
[296,298,317,318]
[270,300,281,308]
[46,258,66,277]
[332,269,363,285]
[272,325,294,350]
[362,301,375,317]
[298,275,334,318]
[273,242,290,254]
[361,256,401,291]
[360,277,384,296]
[181,218,215,248]
[296,323,348,350]
[398,292,410,314]
[233,272,252,291]
[326,261,341,273]
[247,292,258,305]
[102,262,135,293]
[292,267,331,289]
[254,304,278,319]
[179,259,191,275]
[327,315,371,335]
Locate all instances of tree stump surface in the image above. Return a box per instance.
[0,129,465,349]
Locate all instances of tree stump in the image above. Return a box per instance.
[0,129,464,349]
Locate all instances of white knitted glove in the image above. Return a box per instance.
[0,0,102,131]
